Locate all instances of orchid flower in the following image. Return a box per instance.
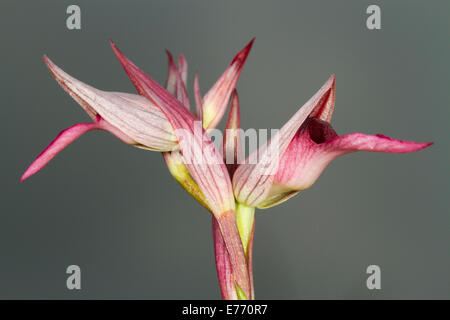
[21,38,431,301]
[232,75,432,209]
[21,40,255,299]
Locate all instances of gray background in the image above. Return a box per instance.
[1,0,449,299]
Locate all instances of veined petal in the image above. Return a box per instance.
[308,75,335,122]
[44,56,178,151]
[178,54,188,86]
[165,50,178,96]
[223,90,243,177]
[202,38,254,129]
[110,40,251,297]
[233,75,336,207]
[259,118,432,208]
[110,40,235,213]
[175,70,190,110]
[163,51,208,211]
[194,73,203,120]
[165,50,190,110]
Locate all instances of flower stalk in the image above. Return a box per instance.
[212,203,255,300]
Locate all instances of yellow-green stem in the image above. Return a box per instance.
[235,202,255,299]
[235,202,255,258]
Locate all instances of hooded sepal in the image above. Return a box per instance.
[232,75,336,207]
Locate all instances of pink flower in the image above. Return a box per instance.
[21,38,432,300]
[21,39,255,299]
[233,75,432,208]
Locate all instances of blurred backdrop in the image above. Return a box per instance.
[1,0,449,299]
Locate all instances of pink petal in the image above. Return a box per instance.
[164,50,178,95]
[163,55,209,212]
[111,38,231,217]
[223,90,243,177]
[110,40,251,297]
[326,132,432,154]
[178,54,188,86]
[194,73,203,120]
[175,69,190,110]
[44,56,178,151]
[202,38,254,129]
[232,75,336,207]
[308,75,335,122]
[165,50,190,110]
[20,116,134,182]
[20,122,100,182]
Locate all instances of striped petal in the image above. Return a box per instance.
[21,57,181,182]
[309,75,336,122]
[223,90,243,178]
[202,39,254,129]
[194,73,203,120]
[110,40,251,298]
[165,50,190,110]
[178,54,188,86]
[233,75,336,207]
[44,56,178,151]
[163,50,210,211]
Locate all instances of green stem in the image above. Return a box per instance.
[235,202,255,299]
[235,203,255,257]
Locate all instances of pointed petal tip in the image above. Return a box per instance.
[109,39,121,54]
[165,49,174,61]
[231,38,255,65]
[373,134,433,152]
[326,74,336,86]
[19,173,29,183]
[418,141,434,151]
[330,74,336,85]
[20,166,38,183]
[20,159,43,183]
[43,54,54,68]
